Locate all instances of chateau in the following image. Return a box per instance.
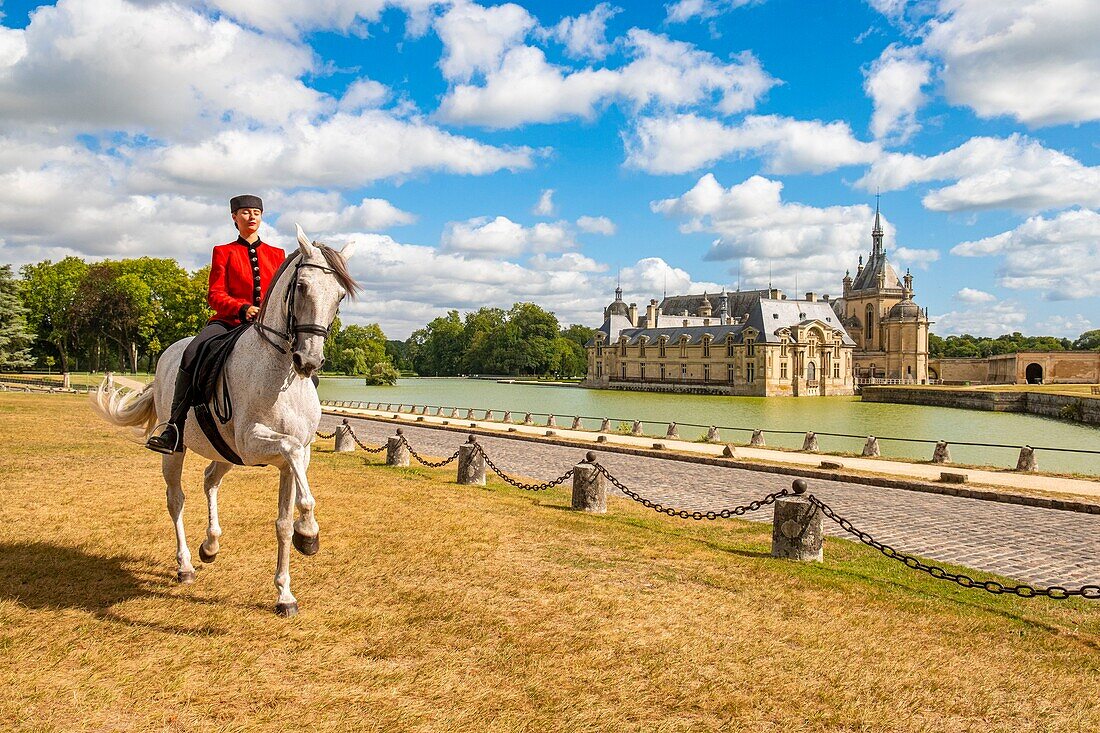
[584,206,932,397]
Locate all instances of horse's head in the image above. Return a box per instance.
[289,223,361,379]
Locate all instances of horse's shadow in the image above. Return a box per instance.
[0,542,226,635]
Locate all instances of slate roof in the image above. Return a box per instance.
[659,289,771,319]
[850,250,903,291]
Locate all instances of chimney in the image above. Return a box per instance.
[646,299,658,328]
[805,292,816,302]
[628,302,638,326]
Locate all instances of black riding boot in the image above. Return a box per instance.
[145,367,192,454]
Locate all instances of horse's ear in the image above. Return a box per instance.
[340,240,359,260]
[295,223,313,255]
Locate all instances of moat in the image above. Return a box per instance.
[318,377,1100,476]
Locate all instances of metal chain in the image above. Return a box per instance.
[807,494,1100,600]
[474,443,575,491]
[348,426,387,454]
[400,435,461,467]
[315,430,337,439]
[592,461,788,519]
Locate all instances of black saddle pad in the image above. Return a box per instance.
[189,324,251,410]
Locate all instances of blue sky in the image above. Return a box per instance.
[1,0,1098,338]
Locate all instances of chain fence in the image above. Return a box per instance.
[804,492,1100,600]
[313,415,1099,601]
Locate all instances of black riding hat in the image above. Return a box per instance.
[230,194,263,212]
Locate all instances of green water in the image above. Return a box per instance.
[318,378,1100,475]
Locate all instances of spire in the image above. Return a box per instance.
[872,194,884,256]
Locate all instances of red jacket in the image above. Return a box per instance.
[208,237,286,327]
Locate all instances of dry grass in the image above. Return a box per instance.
[1,393,1099,733]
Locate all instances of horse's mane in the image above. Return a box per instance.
[256,243,362,322]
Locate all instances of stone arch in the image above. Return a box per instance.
[1025,362,1043,384]
[807,361,817,381]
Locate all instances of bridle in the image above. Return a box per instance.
[254,252,342,355]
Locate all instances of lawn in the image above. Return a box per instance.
[1,393,1098,732]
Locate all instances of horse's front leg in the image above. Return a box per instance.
[274,466,298,616]
[198,461,232,563]
[161,452,195,583]
[289,442,319,556]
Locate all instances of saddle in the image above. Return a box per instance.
[187,324,253,465]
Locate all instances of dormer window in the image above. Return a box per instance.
[679,336,688,358]
[726,334,735,357]
[702,336,711,358]
[658,337,667,358]
[639,338,647,358]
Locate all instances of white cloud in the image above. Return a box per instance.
[440,215,576,256]
[434,0,536,82]
[864,43,931,141]
[0,0,324,138]
[932,301,1027,337]
[951,209,1100,299]
[626,113,880,175]
[542,3,620,61]
[1036,314,1092,336]
[652,174,884,294]
[528,252,606,272]
[200,0,442,37]
[533,189,556,216]
[664,0,757,24]
[892,246,940,270]
[858,134,1100,212]
[438,29,776,128]
[338,78,390,112]
[576,215,616,235]
[142,111,535,192]
[271,191,416,234]
[920,0,1100,127]
[954,287,997,303]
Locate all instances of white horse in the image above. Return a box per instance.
[91,225,358,616]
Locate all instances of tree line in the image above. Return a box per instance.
[929,331,1100,358]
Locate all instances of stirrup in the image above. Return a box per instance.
[146,422,181,454]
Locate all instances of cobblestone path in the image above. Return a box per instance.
[319,415,1100,589]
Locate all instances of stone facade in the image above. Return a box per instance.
[585,289,856,397]
[932,351,1100,385]
[583,204,927,397]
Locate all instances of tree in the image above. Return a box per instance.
[561,324,596,349]
[19,257,88,372]
[0,265,34,370]
[409,311,465,376]
[364,361,399,385]
[1074,329,1100,351]
[323,317,391,375]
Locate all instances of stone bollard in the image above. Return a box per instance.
[771,480,823,562]
[600,418,612,433]
[802,432,820,452]
[62,372,71,389]
[456,436,486,486]
[631,420,644,436]
[523,413,534,425]
[484,410,493,421]
[750,430,766,447]
[571,416,583,430]
[722,444,736,457]
[1016,446,1038,472]
[546,414,557,428]
[334,419,355,452]
[465,408,475,420]
[862,436,881,457]
[666,422,679,439]
[386,430,409,467]
[503,411,512,423]
[571,452,606,513]
[706,426,721,443]
[932,441,951,464]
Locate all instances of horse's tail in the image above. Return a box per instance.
[89,376,159,437]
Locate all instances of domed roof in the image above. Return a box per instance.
[888,298,921,318]
[606,300,630,317]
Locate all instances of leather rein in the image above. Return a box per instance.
[254,252,341,355]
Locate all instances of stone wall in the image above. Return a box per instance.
[861,386,1100,425]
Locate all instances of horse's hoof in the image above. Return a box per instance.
[198,544,217,563]
[176,570,196,584]
[292,531,319,556]
[275,601,299,617]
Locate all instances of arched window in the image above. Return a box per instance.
[865,305,874,343]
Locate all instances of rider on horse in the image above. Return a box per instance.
[146,194,286,454]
